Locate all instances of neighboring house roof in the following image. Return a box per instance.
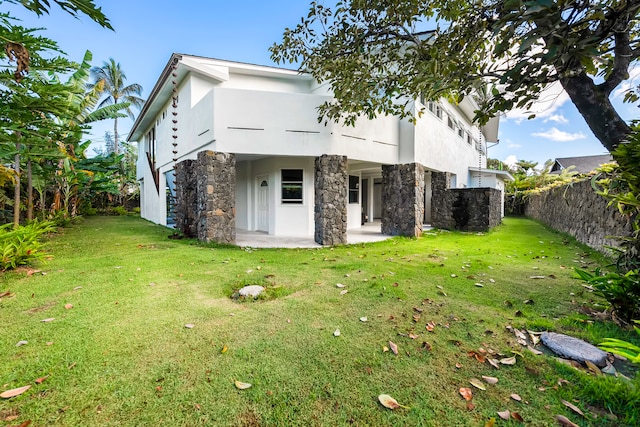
[549,154,614,174]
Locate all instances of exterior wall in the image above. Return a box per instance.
[408,100,487,183]
[314,155,348,245]
[381,163,425,237]
[525,179,633,253]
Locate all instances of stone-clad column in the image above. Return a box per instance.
[430,171,453,229]
[314,155,348,245]
[174,159,197,237]
[195,151,236,244]
[381,163,425,237]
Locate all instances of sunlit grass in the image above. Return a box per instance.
[0,216,638,426]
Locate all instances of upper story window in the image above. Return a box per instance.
[427,101,443,119]
[467,133,473,145]
[348,175,359,204]
[447,116,455,129]
[281,169,303,204]
[458,127,465,138]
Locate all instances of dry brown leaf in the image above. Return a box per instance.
[475,353,486,363]
[459,387,473,401]
[426,321,435,332]
[455,362,463,369]
[469,378,486,390]
[34,375,48,384]
[500,356,516,365]
[11,421,31,427]
[389,341,398,355]
[584,360,602,376]
[555,415,579,427]
[511,393,522,402]
[511,411,524,422]
[378,394,408,409]
[466,401,475,411]
[482,376,498,385]
[497,409,510,420]
[488,358,500,369]
[408,333,418,340]
[64,303,73,310]
[234,380,252,390]
[340,289,348,295]
[0,385,31,399]
[412,314,421,322]
[561,400,585,417]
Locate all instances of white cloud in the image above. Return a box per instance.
[544,114,568,124]
[505,81,571,123]
[532,127,587,142]
[503,155,518,168]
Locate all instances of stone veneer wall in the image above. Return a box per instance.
[524,179,632,252]
[194,151,236,244]
[314,155,348,245]
[431,172,502,231]
[431,172,454,229]
[174,159,197,237]
[381,163,425,237]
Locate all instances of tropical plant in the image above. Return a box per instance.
[0,220,55,270]
[271,0,640,152]
[575,268,640,324]
[599,321,640,364]
[90,58,144,154]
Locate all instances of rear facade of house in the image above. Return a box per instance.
[128,54,503,244]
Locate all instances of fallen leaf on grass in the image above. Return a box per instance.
[378,394,408,409]
[561,400,584,417]
[555,415,579,427]
[585,360,602,376]
[466,401,475,410]
[511,412,524,422]
[221,345,228,354]
[0,290,13,298]
[500,356,516,365]
[1,385,31,399]
[497,410,510,420]
[41,318,55,323]
[64,303,73,310]
[487,358,500,369]
[359,317,368,322]
[34,376,48,384]
[426,321,435,332]
[484,418,496,427]
[10,421,31,427]
[340,289,348,295]
[234,380,252,390]
[333,329,341,337]
[185,324,194,329]
[15,340,28,347]
[389,341,398,355]
[482,376,498,385]
[459,387,473,401]
[408,333,418,340]
[511,393,522,402]
[469,378,486,390]
[335,283,346,288]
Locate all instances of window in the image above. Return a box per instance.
[281,169,303,204]
[447,116,455,129]
[349,175,359,203]
[458,127,464,138]
[467,133,473,145]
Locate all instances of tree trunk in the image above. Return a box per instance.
[13,143,20,228]
[114,117,119,155]
[560,72,631,153]
[27,158,33,221]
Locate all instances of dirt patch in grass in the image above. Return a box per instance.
[24,301,57,313]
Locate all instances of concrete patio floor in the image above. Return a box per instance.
[236,221,391,248]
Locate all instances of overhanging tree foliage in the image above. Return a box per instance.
[271,0,640,152]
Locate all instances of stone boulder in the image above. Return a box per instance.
[541,332,609,367]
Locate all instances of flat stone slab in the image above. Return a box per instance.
[238,285,265,298]
[541,332,609,367]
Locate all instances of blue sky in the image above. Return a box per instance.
[7,0,635,166]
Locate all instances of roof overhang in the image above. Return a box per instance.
[469,167,514,182]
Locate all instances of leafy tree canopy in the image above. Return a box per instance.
[271,0,640,152]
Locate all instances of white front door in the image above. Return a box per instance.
[257,176,269,232]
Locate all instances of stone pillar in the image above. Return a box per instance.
[381,163,425,237]
[314,155,348,245]
[174,159,197,237]
[195,151,236,244]
[430,171,453,229]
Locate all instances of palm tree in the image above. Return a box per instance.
[90,58,144,154]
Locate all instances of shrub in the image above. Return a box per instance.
[575,268,640,324]
[112,206,128,216]
[0,221,56,271]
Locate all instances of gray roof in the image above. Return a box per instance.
[550,154,614,174]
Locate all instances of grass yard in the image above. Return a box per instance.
[1,216,639,426]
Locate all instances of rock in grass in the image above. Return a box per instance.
[541,332,608,367]
[238,285,265,298]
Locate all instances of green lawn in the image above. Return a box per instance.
[1,216,638,426]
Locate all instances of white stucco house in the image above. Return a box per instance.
[129,54,512,244]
